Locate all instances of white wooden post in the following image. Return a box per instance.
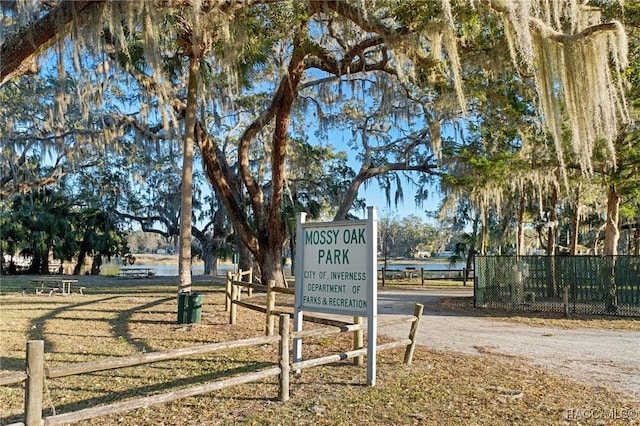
[366,206,378,386]
[293,212,306,373]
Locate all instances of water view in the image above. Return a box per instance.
[124,260,460,277]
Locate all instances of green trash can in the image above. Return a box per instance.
[177,292,203,324]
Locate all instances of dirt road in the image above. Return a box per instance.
[376,288,640,399]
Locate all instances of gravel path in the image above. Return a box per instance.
[376,288,640,399]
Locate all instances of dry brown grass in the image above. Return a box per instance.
[436,296,640,332]
[1,276,639,425]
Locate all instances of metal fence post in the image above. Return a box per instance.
[25,340,44,426]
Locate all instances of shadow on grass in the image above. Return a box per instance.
[27,296,123,349]
[52,363,275,414]
[2,362,277,425]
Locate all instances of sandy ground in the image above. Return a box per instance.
[375,288,640,400]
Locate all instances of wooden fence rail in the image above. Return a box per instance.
[225,275,424,369]
[3,305,423,426]
[5,334,279,426]
[225,268,254,311]
[226,274,295,335]
[0,371,27,386]
[46,335,280,378]
[379,267,475,286]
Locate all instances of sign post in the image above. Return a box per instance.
[293,206,378,385]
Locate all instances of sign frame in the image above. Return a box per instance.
[293,206,378,385]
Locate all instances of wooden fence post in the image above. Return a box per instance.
[237,270,244,301]
[381,267,385,287]
[247,268,253,297]
[421,268,425,286]
[25,340,44,426]
[403,304,424,365]
[230,283,238,325]
[353,316,363,366]
[266,280,276,336]
[225,271,232,312]
[278,314,290,402]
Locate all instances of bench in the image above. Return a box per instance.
[119,268,154,278]
[28,278,81,296]
[30,286,59,297]
[23,285,84,295]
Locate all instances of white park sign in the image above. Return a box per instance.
[294,206,378,385]
[300,224,369,313]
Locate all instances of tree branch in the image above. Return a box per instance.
[0,1,105,87]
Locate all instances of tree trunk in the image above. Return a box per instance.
[516,189,526,256]
[479,202,488,256]
[546,185,558,297]
[259,243,285,288]
[260,49,306,287]
[195,36,308,289]
[41,251,50,275]
[288,231,295,280]
[90,255,102,275]
[634,221,640,256]
[178,55,200,293]
[604,185,620,314]
[570,186,580,255]
[200,240,216,276]
[235,233,254,276]
[604,185,620,256]
[546,185,558,256]
[27,257,38,275]
[74,250,86,275]
[465,213,480,280]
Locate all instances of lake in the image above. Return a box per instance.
[124,260,460,277]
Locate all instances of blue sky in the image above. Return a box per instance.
[356,178,441,222]
[29,41,442,226]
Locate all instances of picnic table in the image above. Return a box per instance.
[28,277,83,296]
[119,267,155,278]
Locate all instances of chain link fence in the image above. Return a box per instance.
[474,255,640,317]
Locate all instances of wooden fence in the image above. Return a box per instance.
[2,334,280,426]
[379,267,474,287]
[226,271,425,368]
[226,272,296,335]
[2,306,423,426]
[225,268,253,311]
